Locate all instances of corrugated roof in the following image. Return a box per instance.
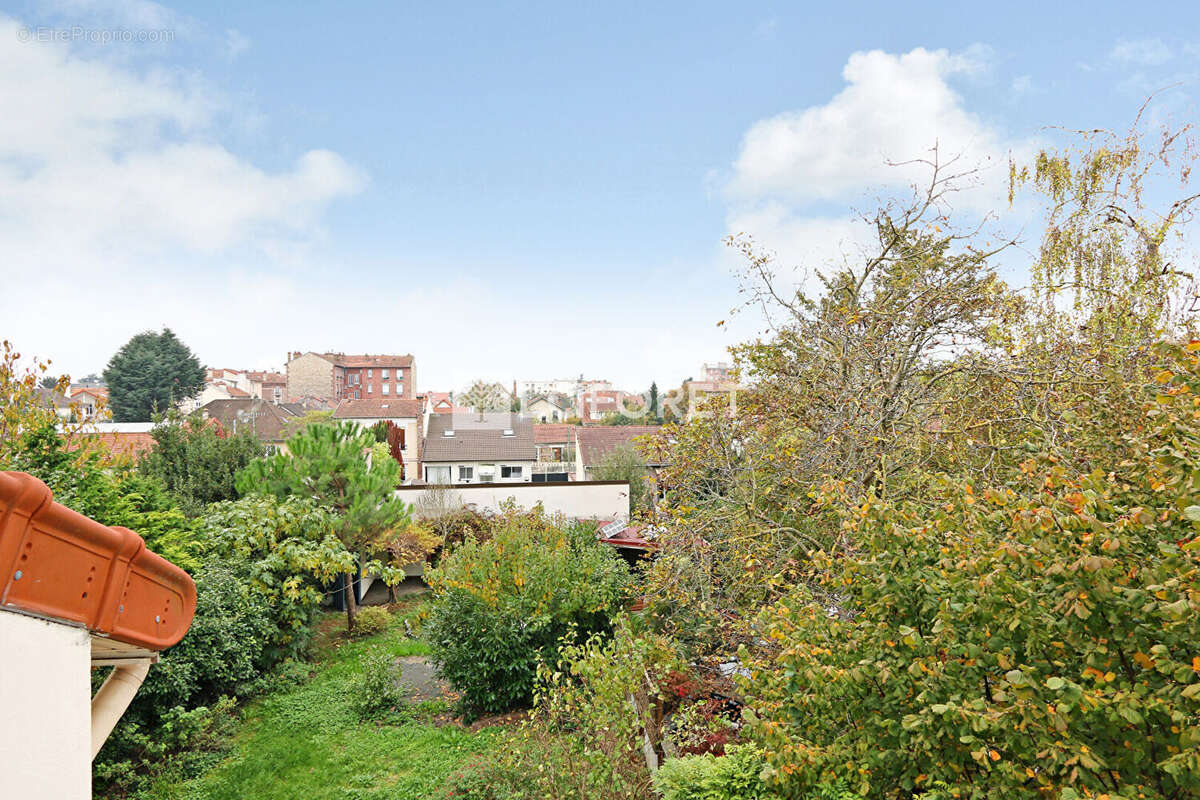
[332,398,422,419]
[576,425,663,466]
[422,413,536,462]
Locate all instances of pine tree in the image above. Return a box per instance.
[102,329,205,422]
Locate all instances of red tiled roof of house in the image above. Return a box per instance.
[576,425,663,466]
[424,391,469,414]
[70,387,108,399]
[534,423,575,444]
[77,432,158,458]
[320,353,414,369]
[226,386,250,398]
[247,370,286,384]
[332,398,422,419]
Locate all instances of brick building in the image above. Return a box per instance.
[286,352,415,403]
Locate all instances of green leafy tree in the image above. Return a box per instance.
[744,343,1200,799]
[649,381,660,421]
[425,512,630,715]
[103,328,206,422]
[235,421,412,631]
[139,414,265,515]
[591,442,655,513]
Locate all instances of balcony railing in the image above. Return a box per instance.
[531,461,573,474]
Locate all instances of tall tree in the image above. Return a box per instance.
[459,380,510,418]
[235,421,411,630]
[139,414,265,515]
[648,381,660,420]
[103,329,205,422]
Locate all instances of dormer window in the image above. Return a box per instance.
[443,430,455,437]
[502,429,514,437]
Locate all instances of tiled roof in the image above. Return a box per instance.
[576,426,663,466]
[198,399,295,443]
[332,398,422,419]
[320,353,414,369]
[77,432,157,458]
[226,386,251,398]
[422,413,535,462]
[70,387,108,399]
[423,391,469,414]
[248,371,286,384]
[534,423,575,444]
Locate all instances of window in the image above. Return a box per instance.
[501,465,523,478]
[382,369,389,380]
[367,384,373,394]
[368,369,373,378]
[382,383,390,395]
[396,382,403,395]
[426,466,451,484]
[458,465,473,480]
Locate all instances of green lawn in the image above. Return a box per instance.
[142,596,501,800]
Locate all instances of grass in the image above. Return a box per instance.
[141,595,502,800]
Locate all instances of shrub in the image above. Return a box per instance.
[139,413,264,515]
[440,622,683,800]
[198,494,350,661]
[425,513,630,715]
[352,646,404,719]
[654,744,779,800]
[352,605,392,637]
[741,343,1200,799]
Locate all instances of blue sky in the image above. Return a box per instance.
[1,0,1197,391]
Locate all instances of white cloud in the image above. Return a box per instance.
[1110,38,1173,66]
[0,16,362,253]
[728,47,1013,205]
[722,46,1035,298]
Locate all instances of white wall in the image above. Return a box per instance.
[397,480,631,522]
[0,610,92,800]
[422,461,534,484]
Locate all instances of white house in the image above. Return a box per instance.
[420,412,535,485]
[526,394,571,423]
[331,398,423,482]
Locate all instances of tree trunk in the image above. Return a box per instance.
[343,571,357,632]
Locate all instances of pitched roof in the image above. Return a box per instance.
[422,391,469,414]
[332,398,422,419]
[70,386,108,400]
[422,413,535,462]
[576,426,663,466]
[247,370,286,384]
[197,398,295,443]
[76,431,157,458]
[534,423,575,444]
[317,353,414,369]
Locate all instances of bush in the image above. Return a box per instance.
[654,745,779,800]
[742,344,1200,799]
[352,646,404,719]
[139,414,264,515]
[352,605,392,637]
[440,622,683,800]
[425,513,630,715]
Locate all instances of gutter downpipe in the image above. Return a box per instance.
[90,658,153,759]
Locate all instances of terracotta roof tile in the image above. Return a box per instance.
[534,423,575,444]
[576,426,663,466]
[332,398,422,419]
